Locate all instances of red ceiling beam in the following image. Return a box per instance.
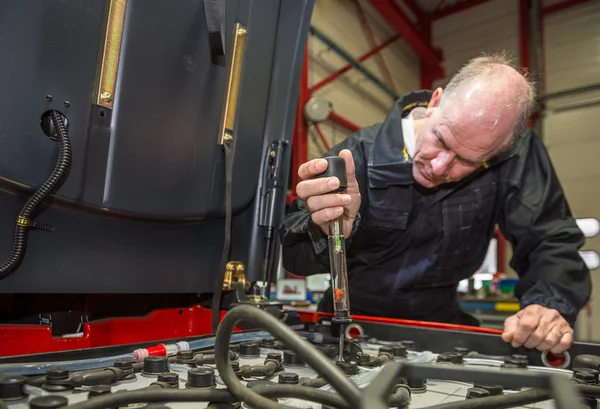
[402,0,425,20]
[429,0,493,21]
[542,0,595,15]
[328,112,361,133]
[368,0,443,75]
[311,35,400,93]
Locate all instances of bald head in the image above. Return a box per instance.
[440,54,536,146]
[411,53,536,188]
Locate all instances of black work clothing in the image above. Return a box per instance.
[279,90,591,326]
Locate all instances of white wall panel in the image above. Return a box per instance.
[431,0,520,88]
[307,0,421,159]
[542,1,600,341]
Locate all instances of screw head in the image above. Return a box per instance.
[114,359,133,371]
[46,368,68,380]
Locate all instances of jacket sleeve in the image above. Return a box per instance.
[278,129,370,277]
[498,130,591,326]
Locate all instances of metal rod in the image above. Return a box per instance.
[542,0,596,15]
[328,112,361,133]
[311,35,400,92]
[354,0,397,93]
[313,124,331,152]
[540,84,600,101]
[397,362,552,390]
[429,0,494,21]
[368,0,442,73]
[402,0,425,20]
[309,25,399,100]
[338,325,344,362]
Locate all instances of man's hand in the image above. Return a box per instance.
[296,149,361,237]
[501,304,573,353]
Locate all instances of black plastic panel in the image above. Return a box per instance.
[0,0,315,292]
[0,0,107,200]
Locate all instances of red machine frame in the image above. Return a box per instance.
[0,305,501,358]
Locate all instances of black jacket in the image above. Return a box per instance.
[279,91,591,326]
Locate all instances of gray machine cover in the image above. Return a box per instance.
[0,0,314,293]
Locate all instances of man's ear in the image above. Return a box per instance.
[426,87,444,117]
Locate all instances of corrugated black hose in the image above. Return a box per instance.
[0,110,72,279]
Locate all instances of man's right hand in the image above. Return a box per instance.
[296,149,361,237]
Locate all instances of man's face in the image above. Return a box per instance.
[412,87,516,188]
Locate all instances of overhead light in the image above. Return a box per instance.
[580,251,600,270]
[576,218,600,238]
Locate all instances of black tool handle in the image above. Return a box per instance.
[316,156,347,191]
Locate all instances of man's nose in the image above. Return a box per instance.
[430,151,453,176]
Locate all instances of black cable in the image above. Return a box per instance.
[0,110,72,279]
[214,304,361,409]
[426,388,550,409]
[60,384,353,409]
[212,141,234,332]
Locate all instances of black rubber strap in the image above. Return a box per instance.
[212,141,234,333]
[204,0,226,57]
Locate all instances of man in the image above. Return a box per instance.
[279,54,591,354]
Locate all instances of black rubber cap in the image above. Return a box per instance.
[88,385,112,397]
[266,352,282,362]
[454,347,469,355]
[238,341,260,357]
[316,156,347,190]
[575,371,596,384]
[401,340,415,349]
[379,346,394,356]
[0,376,27,400]
[283,350,305,367]
[46,368,68,381]
[142,356,169,375]
[407,377,426,390]
[437,352,464,364]
[466,387,491,399]
[474,384,503,396]
[503,356,527,368]
[158,373,179,386]
[278,372,299,385]
[336,361,359,375]
[114,358,134,371]
[575,369,599,384]
[392,345,407,358]
[30,395,69,409]
[186,367,215,389]
[260,338,275,348]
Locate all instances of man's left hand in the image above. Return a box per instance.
[501,304,573,353]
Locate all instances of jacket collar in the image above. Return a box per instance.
[368,90,433,188]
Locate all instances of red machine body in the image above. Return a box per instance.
[0,306,501,358]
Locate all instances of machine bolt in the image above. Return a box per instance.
[100,92,112,102]
[114,359,134,371]
[278,372,299,385]
[46,368,68,381]
[158,372,179,387]
[466,387,491,399]
[88,385,111,397]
